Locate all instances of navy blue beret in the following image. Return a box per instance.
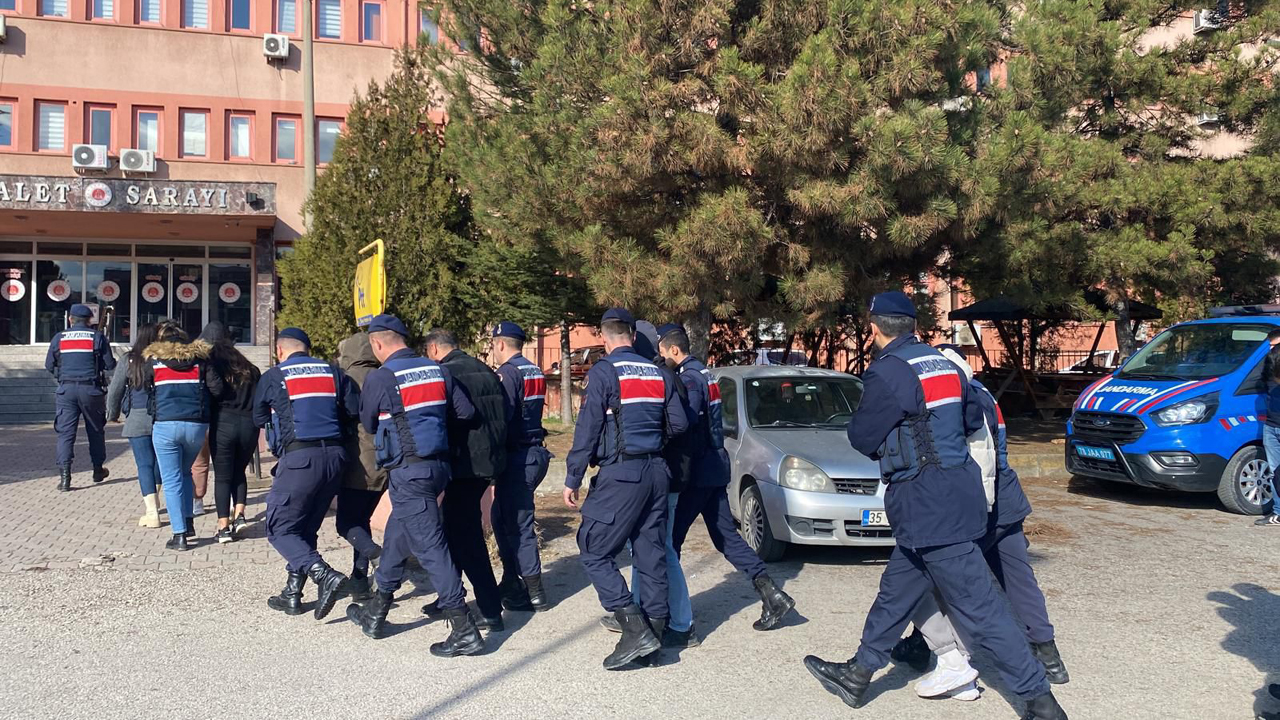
[367,314,409,337]
[69,304,92,318]
[601,307,635,327]
[277,327,311,347]
[869,291,917,319]
[492,321,527,343]
[655,323,685,340]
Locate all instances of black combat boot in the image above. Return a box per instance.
[752,574,796,631]
[429,605,485,657]
[1031,640,1070,685]
[1022,691,1068,720]
[164,533,191,552]
[599,614,622,632]
[92,466,109,483]
[267,571,307,615]
[57,466,72,493]
[634,617,667,667]
[499,573,534,612]
[305,561,348,621]
[602,604,661,670]
[891,627,933,673]
[524,573,551,612]
[662,622,701,649]
[346,589,393,638]
[803,656,874,709]
[471,607,505,633]
[347,570,373,603]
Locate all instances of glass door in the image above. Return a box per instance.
[136,263,170,331]
[172,263,204,338]
[0,260,32,345]
[87,261,133,344]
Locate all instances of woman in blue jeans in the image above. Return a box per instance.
[106,324,162,527]
[145,321,222,551]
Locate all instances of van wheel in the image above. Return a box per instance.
[740,483,786,562]
[1217,446,1273,515]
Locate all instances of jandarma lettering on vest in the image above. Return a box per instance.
[0,175,275,215]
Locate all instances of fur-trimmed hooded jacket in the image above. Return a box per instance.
[144,340,224,423]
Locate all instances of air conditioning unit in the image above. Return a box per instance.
[119,148,156,174]
[1193,9,1222,33]
[953,323,978,346]
[0,15,7,43]
[263,33,290,61]
[1195,111,1221,126]
[71,144,109,170]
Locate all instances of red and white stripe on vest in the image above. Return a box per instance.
[150,361,206,422]
[55,329,100,381]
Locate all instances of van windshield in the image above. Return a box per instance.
[1118,323,1271,381]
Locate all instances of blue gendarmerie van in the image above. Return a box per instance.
[1065,306,1280,514]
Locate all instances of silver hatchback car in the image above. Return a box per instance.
[711,366,894,560]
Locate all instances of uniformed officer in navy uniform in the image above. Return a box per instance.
[46,303,116,492]
[253,327,360,622]
[345,314,484,657]
[489,321,555,612]
[892,345,1070,692]
[564,308,688,670]
[656,323,797,632]
[802,292,1068,720]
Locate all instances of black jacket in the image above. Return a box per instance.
[440,348,508,480]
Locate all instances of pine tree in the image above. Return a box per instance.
[428,0,1007,355]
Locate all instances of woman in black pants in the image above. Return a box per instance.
[199,322,262,544]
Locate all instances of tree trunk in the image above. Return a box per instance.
[559,319,574,425]
[686,304,712,361]
[1113,295,1136,357]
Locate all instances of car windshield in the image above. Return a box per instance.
[1118,323,1271,381]
[745,376,864,428]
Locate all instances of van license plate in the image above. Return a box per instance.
[1076,445,1115,461]
[861,510,889,527]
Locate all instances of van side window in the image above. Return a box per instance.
[1236,358,1268,397]
[719,378,739,437]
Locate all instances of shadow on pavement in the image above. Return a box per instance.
[1065,474,1222,511]
[1209,583,1280,718]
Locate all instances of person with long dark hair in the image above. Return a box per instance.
[146,321,223,551]
[199,322,262,544]
[106,323,163,528]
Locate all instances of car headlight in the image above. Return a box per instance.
[779,456,834,493]
[1151,394,1218,427]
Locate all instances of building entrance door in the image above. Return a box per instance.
[136,262,205,339]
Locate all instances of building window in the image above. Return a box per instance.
[419,8,439,44]
[316,0,340,38]
[0,0,14,10]
[361,1,382,42]
[274,116,298,163]
[0,102,13,149]
[40,0,67,16]
[275,0,296,34]
[92,0,113,19]
[317,118,341,164]
[138,0,160,23]
[183,0,208,28]
[229,0,251,30]
[228,113,252,159]
[86,105,114,149]
[181,110,207,158]
[976,67,992,92]
[37,103,66,152]
[135,109,160,153]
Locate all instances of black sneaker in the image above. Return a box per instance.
[1254,514,1280,526]
[232,515,248,535]
[215,527,234,544]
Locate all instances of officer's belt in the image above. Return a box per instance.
[618,452,661,463]
[283,438,344,454]
[59,379,100,386]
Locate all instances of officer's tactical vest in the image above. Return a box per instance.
[597,354,667,462]
[149,361,207,422]
[55,328,101,382]
[876,342,972,483]
[679,358,724,452]
[506,355,547,446]
[268,356,342,453]
[375,354,449,468]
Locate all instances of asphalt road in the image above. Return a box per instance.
[0,469,1275,720]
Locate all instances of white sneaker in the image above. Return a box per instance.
[948,681,980,701]
[915,649,979,698]
[192,497,205,516]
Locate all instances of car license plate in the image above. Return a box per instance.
[1075,445,1115,461]
[861,510,889,527]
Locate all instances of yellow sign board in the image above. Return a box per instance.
[353,239,386,327]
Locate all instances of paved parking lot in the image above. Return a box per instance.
[0,422,1276,719]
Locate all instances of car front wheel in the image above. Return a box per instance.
[1217,445,1274,515]
[740,483,786,562]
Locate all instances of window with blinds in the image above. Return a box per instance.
[181,111,207,157]
[317,0,340,38]
[139,0,160,22]
[183,0,208,28]
[276,0,296,33]
[40,0,67,17]
[37,103,65,151]
[229,115,252,158]
[136,111,159,152]
[93,0,113,19]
